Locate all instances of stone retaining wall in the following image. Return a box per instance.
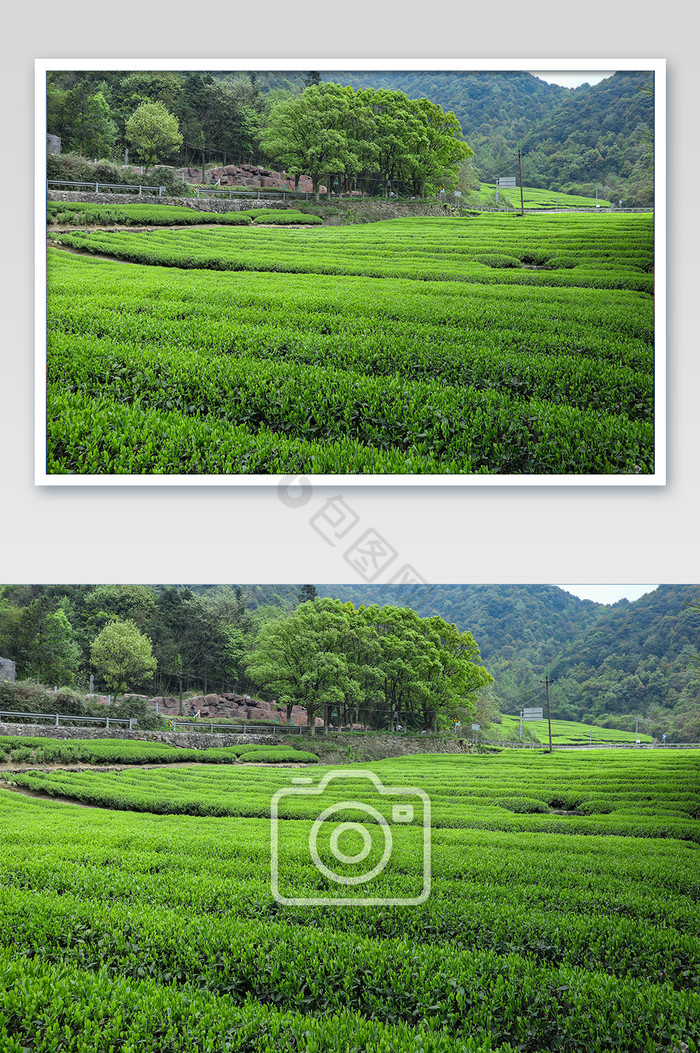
[0,723,288,749]
[46,190,449,220]
[47,191,287,213]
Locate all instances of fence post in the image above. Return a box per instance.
[210,723,213,733]
[243,723,247,735]
[96,182,99,193]
[55,713,59,726]
[106,717,110,729]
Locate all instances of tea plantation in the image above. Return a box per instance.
[0,750,697,1051]
[45,212,655,477]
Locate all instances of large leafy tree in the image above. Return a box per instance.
[260,82,471,199]
[247,599,491,733]
[90,619,157,696]
[247,598,361,734]
[354,605,491,731]
[126,101,183,172]
[0,596,81,686]
[260,82,357,199]
[47,76,118,158]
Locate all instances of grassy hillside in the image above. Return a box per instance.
[495,714,653,745]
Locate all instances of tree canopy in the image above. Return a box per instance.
[90,619,157,696]
[259,82,472,199]
[246,598,491,733]
[126,101,183,172]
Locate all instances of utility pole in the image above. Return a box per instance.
[541,675,553,753]
[518,150,524,216]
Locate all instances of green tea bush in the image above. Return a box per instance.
[238,747,318,763]
[1,750,698,1053]
[475,253,522,268]
[46,213,655,476]
[578,798,615,815]
[547,791,584,810]
[496,796,550,814]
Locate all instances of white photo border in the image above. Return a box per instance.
[36,57,666,487]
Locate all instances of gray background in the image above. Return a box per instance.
[2,2,697,588]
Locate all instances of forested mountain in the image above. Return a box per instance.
[47,68,655,205]
[2,584,695,740]
[324,71,653,199]
[312,584,698,738]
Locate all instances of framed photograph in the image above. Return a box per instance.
[37,58,665,485]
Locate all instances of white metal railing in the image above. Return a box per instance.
[478,739,697,750]
[193,186,313,201]
[166,718,303,735]
[48,179,166,196]
[0,710,136,729]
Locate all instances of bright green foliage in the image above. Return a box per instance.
[45,212,655,476]
[260,82,471,199]
[476,253,522,268]
[0,597,81,686]
[90,619,157,695]
[496,714,654,744]
[0,735,314,766]
[247,599,362,734]
[48,212,654,291]
[125,100,183,172]
[243,208,323,225]
[238,747,318,763]
[47,201,252,226]
[0,751,697,1051]
[46,201,322,227]
[247,599,491,732]
[47,75,118,157]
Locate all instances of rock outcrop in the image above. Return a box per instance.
[146,691,321,726]
[174,163,326,196]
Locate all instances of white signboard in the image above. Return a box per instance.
[523,708,543,721]
[497,176,516,188]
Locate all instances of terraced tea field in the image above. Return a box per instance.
[496,714,654,745]
[45,212,656,477]
[0,750,697,1051]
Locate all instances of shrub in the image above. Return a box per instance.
[547,792,584,810]
[238,747,318,764]
[547,254,577,269]
[475,254,522,268]
[496,796,549,814]
[578,799,615,815]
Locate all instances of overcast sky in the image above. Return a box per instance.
[555,585,658,604]
[529,72,615,89]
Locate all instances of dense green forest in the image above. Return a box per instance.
[1,585,697,741]
[46,68,655,205]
